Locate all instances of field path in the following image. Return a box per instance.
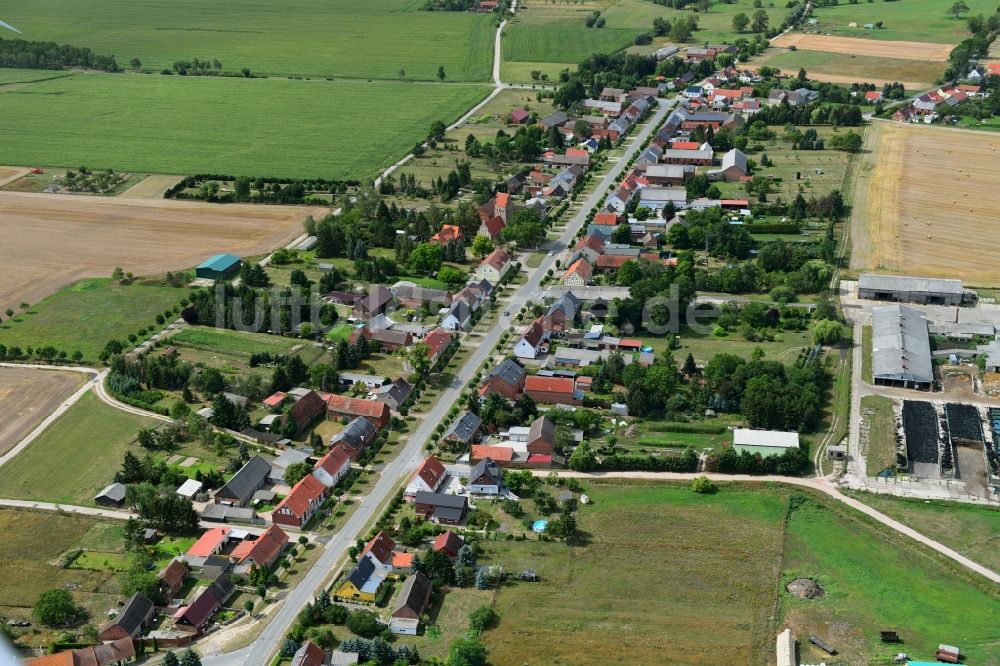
[772,33,953,61]
[0,167,28,188]
[532,470,1000,584]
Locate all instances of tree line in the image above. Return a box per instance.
[0,36,119,71]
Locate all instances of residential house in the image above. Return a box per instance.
[157,559,188,600]
[229,524,289,571]
[431,224,464,246]
[527,415,557,456]
[414,492,469,525]
[766,89,788,106]
[574,234,605,264]
[506,172,528,194]
[312,445,353,488]
[352,323,412,353]
[292,641,330,666]
[389,573,433,635]
[683,85,704,99]
[479,358,526,401]
[214,456,271,506]
[514,318,549,359]
[376,378,412,411]
[594,209,619,226]
[443,411,482,447]
[432,531,464,559]
[323,394,390,429]
[26,637,137,666]
[335,556,383,603]
[524,196,547,220]
[599,86,625,101]
[440,300,472,331]
[423,327,454,368]
[99,592,154,642]
[353,286,393,319]
[473,248,512,284]
[360,531,414,575]
[468,457,503,495]
[272,473,327,528]
[524,375,582,405]
[545,291,580,333]
[325,291,360,307]
[173,573,234,634]
[330,417,378,458]
[864,90,883,104]
[787,88,820,106]
[708,148,748,182]
[562,258,592,286]
[635,143,663,166]
[405,455,448,501]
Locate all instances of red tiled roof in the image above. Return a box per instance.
[988,63,1000,74]
[563,258,592,281]
[470,445,515,462]
[481,215,505,238]
[509,108,529,122]
[525,375,575,393]
[361,531,397,566]
[230,524,289,568]
[424,327,453,358]
[864,91,883,101]
[392,552,415,569]
[596,255,630,269]
[274,474,325,520]
[315,446,351,477]
[619,338,642,349]
[295,642,328,666]
[480,248,511,272]
[262,391,285,407]
[565,148,589,157]
[520,318,547,348]
[322,393,388,419]
[433,530,464,556]
[575,234,605,253]
[413,455,446,490]
[594,210,618,225]
[721,199,749,206]
[527,454,553,464]
[431,224,463,243]
[187,527,230,558]
[670,141,699,150]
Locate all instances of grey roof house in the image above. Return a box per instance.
[443,412,483,446]
[214,455,271,506]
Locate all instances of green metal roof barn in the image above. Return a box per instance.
[196,254,242,281]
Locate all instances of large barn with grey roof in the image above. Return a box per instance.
[858,274,964,306]
[872,304,934,390]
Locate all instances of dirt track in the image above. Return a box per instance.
[0,367,83,456]
[851,122,1000,285]
[0,191,324,306]
[772,33,953,61]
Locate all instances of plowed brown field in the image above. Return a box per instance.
[0,367,83,456]
[0,191,322,306]
[772,33,953,61]
[851,122,1000,286]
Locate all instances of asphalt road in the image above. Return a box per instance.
[199,98,676,666]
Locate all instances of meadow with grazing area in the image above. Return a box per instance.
[0,392,156,506]
[473,481,1000,665]
[0,278,189,362]
[846,492,1000,574]
[0,73,489,179]
[805,0,995,44]
[850,122,1000,286]
[2,0,494,81]
[0,367,84,456]
[0,509,124,641]
[502,0,787,78]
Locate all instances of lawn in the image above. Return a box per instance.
[782,496,1000,665]
[4,0,494,81]
[0,74,490,180]
[163,327,329,377]
[843,492,1000,574]
[645,325,813,366]
[806,0,991,44]
[862,394,897,476]
[0,508,124,644]
[0,391,157,506]
[861,325,873,383]
[0,278,189,362]
[481,482,787,664]
[0,68,74,85]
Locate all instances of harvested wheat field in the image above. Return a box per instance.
[0,367,84,456]
[772,33,953,61]
[0,191,322,306]
[118,174,184,199]
[851,122,1000,286]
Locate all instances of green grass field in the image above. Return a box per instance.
[751,49,945,88]
[0,278,189,362]
[4,0,494,81]
[170,327,313,356]
[482,482,786,664]
[807,0,991,44]
[0,392,156,506]
[0,68,74,85]
[646,326,813,365]
[503,0,788,68]
[0,509,124,642]
[845,492,1000,574]
[0,74,489,179]
[784,497,1000,665]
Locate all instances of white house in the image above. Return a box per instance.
[404,456,447,501]
[312,447,352,488]
[468,458,503,496]
[514,318,549,359]
[473,248,512,285]
[441,301,472,331]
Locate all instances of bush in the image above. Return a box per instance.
[690,476,718,494]
[346,609,381,638]
[469,605,498,633]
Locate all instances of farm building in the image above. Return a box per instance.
[858,274,964,306]
[196,253,242,281]
[872,304,933,390]
[732,429,799,457]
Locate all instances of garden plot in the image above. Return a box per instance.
[901,400,940,477]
